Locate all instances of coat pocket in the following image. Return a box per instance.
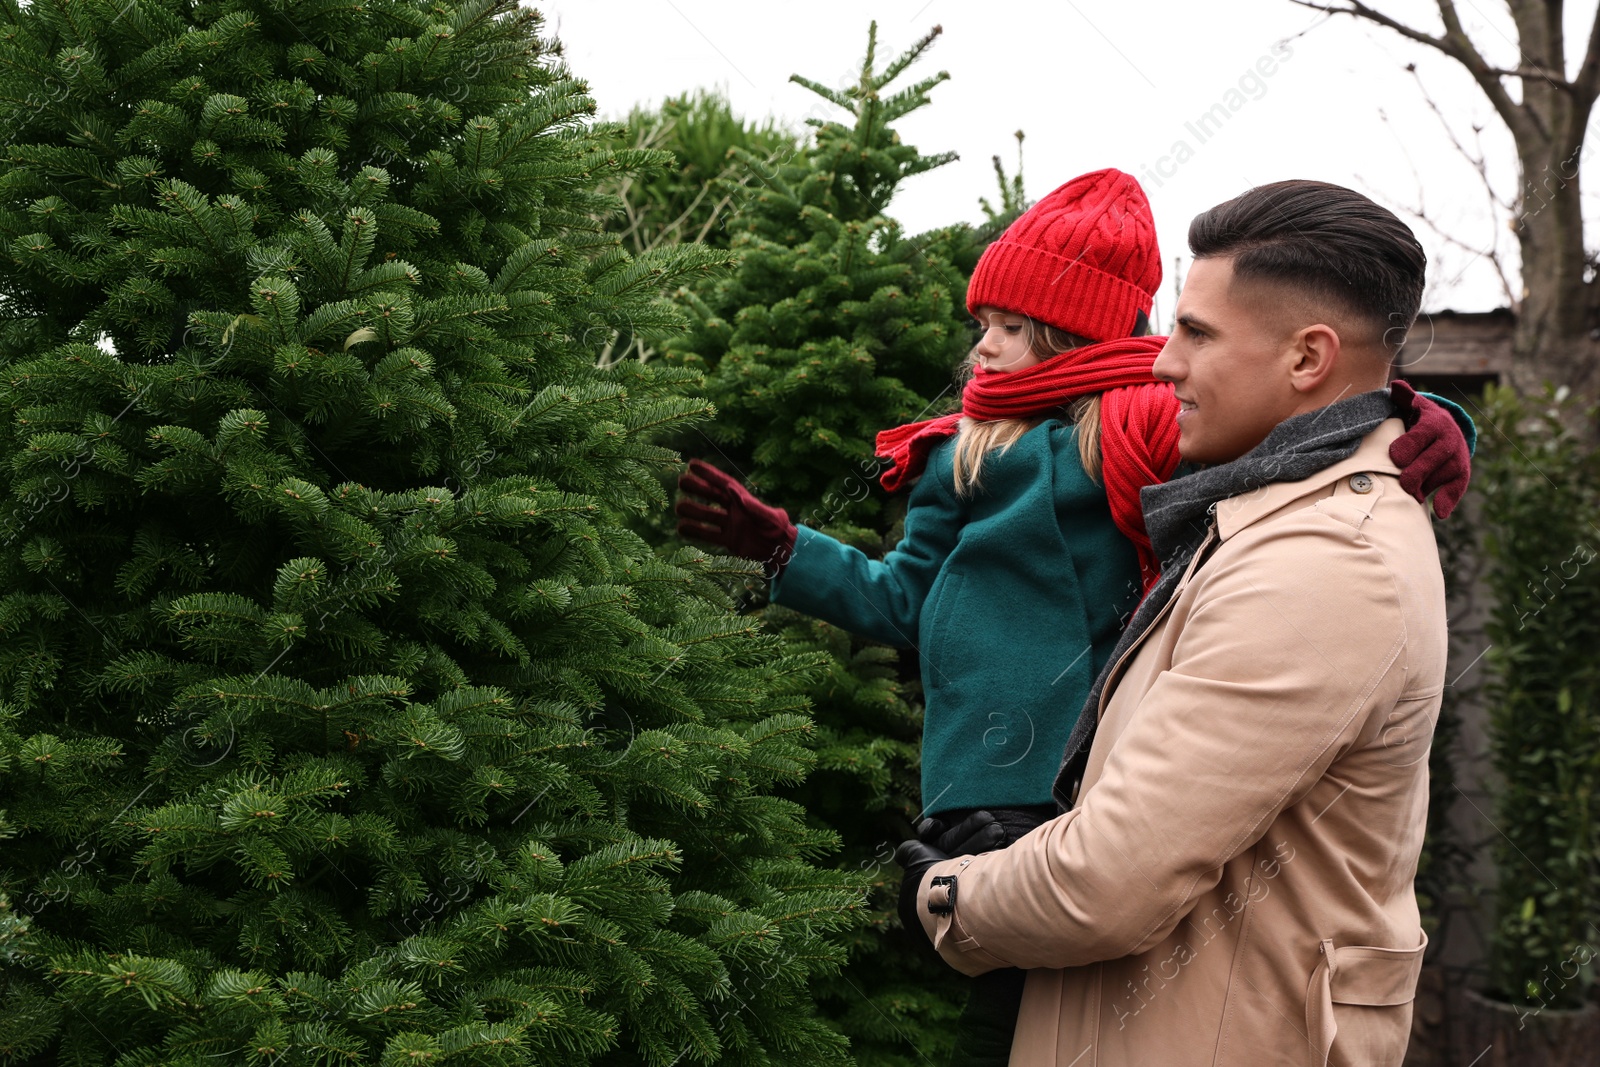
[1304,932,1427,1067]
[920,570,966,692]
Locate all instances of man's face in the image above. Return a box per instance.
[1153,257,1304,464]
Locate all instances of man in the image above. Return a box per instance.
[901,181,1451,1066]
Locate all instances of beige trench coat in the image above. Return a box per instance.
[917,420,1446,1066]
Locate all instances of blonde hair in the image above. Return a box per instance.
[950,318,1104,497]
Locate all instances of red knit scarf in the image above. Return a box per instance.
[875,336,1181,590]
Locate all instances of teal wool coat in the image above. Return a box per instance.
[770,421,1142,816]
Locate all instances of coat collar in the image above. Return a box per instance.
[1215,418,1405,541]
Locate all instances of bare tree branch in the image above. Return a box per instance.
[1572,2,1600,106]
[1289,0,1446,51]
[1435,0,1545,140]
[1364,103,1519,311]
[1290,0,1543,140]
[1502,0,1573,146]
[1477,63,1575,82]
[1406,64,1517,215]
[1418,210,1518,311]
[1505,0,1569,91]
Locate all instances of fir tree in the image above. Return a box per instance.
[977,130,1027,231]
[592,91,798,367]
[662,25,1009,1066]
[603,90,800,257]
[0,1,863,1064]
[664,24,973,540]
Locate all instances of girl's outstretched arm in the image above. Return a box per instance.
[769,461,965,648]
[674,454,965,648]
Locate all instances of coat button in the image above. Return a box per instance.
[1349,473,1374,494]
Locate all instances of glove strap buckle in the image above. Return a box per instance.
[927,875,958,915]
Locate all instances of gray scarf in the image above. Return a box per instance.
[1051,389,1395,809]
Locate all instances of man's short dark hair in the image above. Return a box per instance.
[1188,180,1426,354]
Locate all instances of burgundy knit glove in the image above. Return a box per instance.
[675,459,798,573]
[1389,380,1471,519]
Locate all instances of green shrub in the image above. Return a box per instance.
[1478,384,1600,1008]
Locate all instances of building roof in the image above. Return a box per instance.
[1396,308,1513,380]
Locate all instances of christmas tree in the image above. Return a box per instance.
[0,1,863,1064]
[592,91,799,367]
[663,25,1007,1065]
[664,24,975,539]
[604,90,800,257]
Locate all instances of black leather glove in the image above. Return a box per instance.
[916,809,1007,856]
[895,810,1008,953]
[895,837,951,955]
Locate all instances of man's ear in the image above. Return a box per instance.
[1287,323,1341,395]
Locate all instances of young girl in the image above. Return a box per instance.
[673,169,1470,1066]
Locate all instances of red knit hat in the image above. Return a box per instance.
[967,169,1162,342]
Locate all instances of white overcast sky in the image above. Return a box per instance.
[536,1,1600,329]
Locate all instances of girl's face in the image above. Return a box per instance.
[972,307,1042,373]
